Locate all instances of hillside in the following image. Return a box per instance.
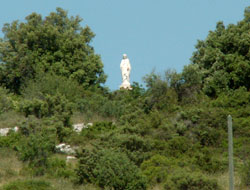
[0,7,249,190]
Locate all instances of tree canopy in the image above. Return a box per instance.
[0,8,106,93]
[190,6,250,97]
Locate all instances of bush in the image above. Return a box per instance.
[81,121,116,139]
[2,179,54,190]
[212,87,250,108]
[0,132,21,148]
[76,148,147,190]
[21,73,85,103]
[47,157,74,178]
[141,154,175,185]
[108,134,153,165]
[164,170,220,190]
[0,87,13,114]
[17,129,56,175]
[18,93,73,122]
[192,148,227,173]
[76,93,124,119]
[166,136,190,157]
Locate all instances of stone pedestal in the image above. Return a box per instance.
[120,80,132,90]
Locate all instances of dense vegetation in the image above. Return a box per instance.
[0,7,249,190]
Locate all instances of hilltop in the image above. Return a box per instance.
[0,7,249,190]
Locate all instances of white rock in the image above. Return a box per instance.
[66,156,77,162]
[73,123,93,133]
[56,143,75,154]
[0,128,11,136]
[56,143,66,149]
[86,123,93,127]
[73,123,85,132]
[0,126,19,136]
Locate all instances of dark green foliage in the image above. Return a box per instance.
[192,148,227,173]
[76,148,147,190]
[109,134,153,165]
[115,134,152,152]
[212,87,250,108]
[17,94,73,142]
[191,7,250,97]
[0,8,106,93]
[18,93,73,126]
[143,70,178,112]
[164,170,220,190]
[21,73,85,103]
[0,132,21,148]
[47,157,74,178]
[175,106,227,147]
[76,92,124,119]
[0,87,13,114]
[17,128,56,175]
[141,155,175,185]
[177,64,203,102]
[2,180,54,190]
[81,121,116,139]
[166,136,190,157]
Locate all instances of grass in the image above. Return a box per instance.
[0,177,99,190]
[0,149,99,190]
[0,148,23,186]
[0,111,25,129]
[48,178,99,190]
[216,171,248,190]
[71,112,115,125]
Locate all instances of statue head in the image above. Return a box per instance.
[123,54,127,59]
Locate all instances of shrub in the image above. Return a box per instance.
[81,121,116,139]
[0,87,13,114]
[76,93,124,119]
[76,148,147,190]
[164,170,220,190]
[141,154,175,185]
[47,157,74,178]
[21,73,85,103]
[17,129,56,175]
[109,134,154,165]
[192,148,227,173]
[0,132,21,148]
[212,87,250,108]
[18,93,73,123]
[2,179,54,190]
[166,136,190,157]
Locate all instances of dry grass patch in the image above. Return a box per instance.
[216,171,247,190]
[0,111,25,129]
[0,148,23,186]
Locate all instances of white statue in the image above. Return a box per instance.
[120,54,132,90]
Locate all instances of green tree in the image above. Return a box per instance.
[17,129,56,175]
[143,70,178,111]
[191,6,250,97]
[0,8,106,93]
[76,148,147,190]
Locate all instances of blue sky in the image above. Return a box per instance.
[0,0,249,90]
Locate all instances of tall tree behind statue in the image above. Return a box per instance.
[0,8,106,93]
